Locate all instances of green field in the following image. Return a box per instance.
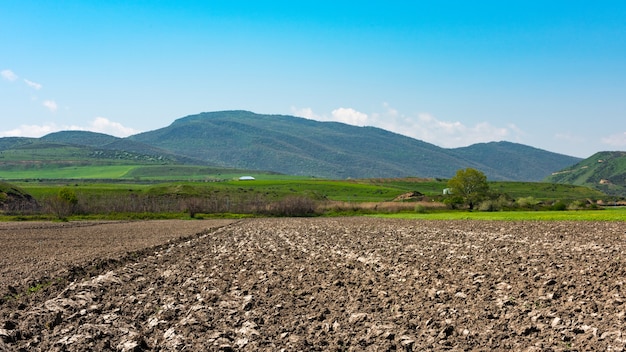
[7,173,610,203]
[2,162,622,221]
[0,165,140,179]
[13,178,405,202]
[0,161,610,201]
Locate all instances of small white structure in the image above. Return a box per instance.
[443,188,452,195]
[238,176,256,181]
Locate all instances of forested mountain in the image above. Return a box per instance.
[451,141,580,182]
[1,110,584,181]
[129,111,580,180]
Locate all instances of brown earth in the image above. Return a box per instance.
[0,220,235,301]
[1,218,625,351]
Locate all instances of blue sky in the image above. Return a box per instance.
[1,1,625,158]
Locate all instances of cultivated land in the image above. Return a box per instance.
[1,218,625,351]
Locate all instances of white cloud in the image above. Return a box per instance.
[23,79,42,90]
[1,69,18,81]
[293,106,370,126]
[42,100,58,112]
[382,102,398,117]
[331,107,369,126]
[0,118,139,138]
[89,117,139,137]
[291,103,522,148]
[601,131,626,148]
[389,111,518,148]
[291,106,322,120]
[0,123,60,137]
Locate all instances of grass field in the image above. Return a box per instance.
[9,175,612,204]
[3,166,621,222]
[1,165,139,179]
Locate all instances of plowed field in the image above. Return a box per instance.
[1,218,625,351]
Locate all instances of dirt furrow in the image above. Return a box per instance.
[1,218,625,351]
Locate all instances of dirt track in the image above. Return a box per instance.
[1,218,625,351]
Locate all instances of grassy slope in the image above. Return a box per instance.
[545,151,626,197]
[41,130,120,146]
[13,177,606,204]
[7,160,598,202]
[451,141,581,181]
[129,111,471,179]
[128,111,577,180]
[1,111,581,181]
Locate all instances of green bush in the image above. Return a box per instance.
[443,195,465,209]
[46,188,79,219]
[58,188,78,205]
[551,201,567,211]
[478,200,499,212]
[414,204,428,213]
[516,196,540,209]
[567,200,587,210]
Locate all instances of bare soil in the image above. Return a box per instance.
[1,218,625,351]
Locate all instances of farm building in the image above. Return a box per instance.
[238,176,256,181]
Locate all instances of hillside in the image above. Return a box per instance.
[129,111,579,180]
[544,151,626,197]
[0,133,192,167]
[41,131,120,147]
[128,111,467,179]
[0,180,37,212]
[452,141,581,181]
[0,111,583,181]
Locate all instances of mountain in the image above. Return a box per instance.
[0,132,200,166]
[0,111,583,181]
[451,141,581,181]
[41,131,120,147]
[544,151,626,197]
[128,110,580,180]
[40,131,206,165]
[0,137,38,150]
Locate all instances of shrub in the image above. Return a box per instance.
[443,195,465,209]
[516,196,540,209]
[567,200,587,210]
[551,201,567,211]
[45,188,79,219]
[478,200,499,212]
[414,204,428,214]
[58,188,78,205]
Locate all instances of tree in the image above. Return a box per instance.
[446,168,489,210]
[48,187,79,219]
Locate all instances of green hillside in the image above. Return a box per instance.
[128,111,463,179]
[41,131,205,165]
[41,131,120,147]
[0,138,183,181]
[0,111,582,181]
[129,111,578,180]
[452,141,580,181]
[544,151,626,197]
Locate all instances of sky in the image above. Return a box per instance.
[1,1,625,158]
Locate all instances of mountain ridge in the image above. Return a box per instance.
[127,110,580,180]
[1,110,583,181]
